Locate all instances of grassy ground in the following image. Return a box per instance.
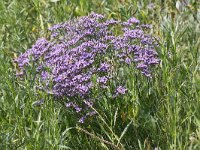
[0,0,199,149]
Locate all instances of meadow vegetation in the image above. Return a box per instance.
[0,0,199,149]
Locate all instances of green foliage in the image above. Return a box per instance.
[0,0,199,149]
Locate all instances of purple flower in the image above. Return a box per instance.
[97,76,108,84]
[128,17,140,24]
[65,102,74,108]
[74,106,82,113]
[136,62,148,69]
[116,86,127,95]
[78,116,86,123]
[83,100,93,107]
[122,17,140,26]
[41,71,49,80]
[125,57,132,64]
[97,62,110,72]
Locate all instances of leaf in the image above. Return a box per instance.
[50,0,60,2]
[113,108,118,127]
[117,120,132,146]
[59,145,72,149]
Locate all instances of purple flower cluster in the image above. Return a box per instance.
[15,12,159,122]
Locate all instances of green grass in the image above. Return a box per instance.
[0,0,199,149]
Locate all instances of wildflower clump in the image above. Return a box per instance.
[15,13,159,122]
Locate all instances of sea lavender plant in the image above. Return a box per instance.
[15,12,159,123]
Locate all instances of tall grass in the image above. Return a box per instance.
[0,0,199,149]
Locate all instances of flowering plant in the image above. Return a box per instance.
[15,12,159,122]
